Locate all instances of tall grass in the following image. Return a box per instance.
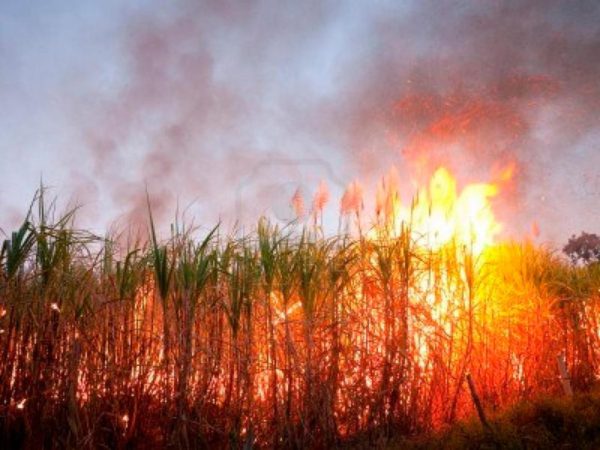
[0,192,599,448]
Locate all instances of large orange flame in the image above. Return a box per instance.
[370,166,503,255]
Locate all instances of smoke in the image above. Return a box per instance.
[70,0,600,241]
[321,0,600,240]
[72,1,346,235]
[76,11,236,234]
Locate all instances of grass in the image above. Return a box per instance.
[0,190,599,448]
[368,388,600,449]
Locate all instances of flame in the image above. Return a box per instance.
[364,165,507,396]
[370,166,502,254]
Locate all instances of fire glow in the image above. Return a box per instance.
[367,166,503,255]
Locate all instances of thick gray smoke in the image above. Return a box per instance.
[71,0,600,241]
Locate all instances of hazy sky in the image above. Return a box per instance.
[1,0,599,243]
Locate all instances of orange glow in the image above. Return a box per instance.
[370,166,502,255]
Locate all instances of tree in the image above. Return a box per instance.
[563,232,600,265]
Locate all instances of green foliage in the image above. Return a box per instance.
[148,199,174,303]
[1,219,35,281]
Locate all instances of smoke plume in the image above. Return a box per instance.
[68,0,600,241]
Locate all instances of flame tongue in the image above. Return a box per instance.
[372,167,502,254]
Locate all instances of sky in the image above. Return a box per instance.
[0,0,599,244]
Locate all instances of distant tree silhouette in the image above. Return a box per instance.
[563,232,600,265]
